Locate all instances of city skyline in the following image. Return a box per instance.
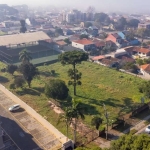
[0,0,150,13]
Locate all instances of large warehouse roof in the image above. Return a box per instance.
[0,31,51,46]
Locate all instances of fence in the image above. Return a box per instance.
[0,84,73,149]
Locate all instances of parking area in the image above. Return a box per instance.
[0,90,62,150]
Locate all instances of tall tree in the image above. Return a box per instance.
[139,81,150,98]
[59,51,88,95]
[19,63,38,88]
[20,19,27,33]
[45,79,69,100]
[19,49,32,63]
[57,107,72,141]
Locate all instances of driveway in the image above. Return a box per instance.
[0,90,62,150]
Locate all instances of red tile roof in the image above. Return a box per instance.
[133,47,150,54]
[73,38,94,45]
[55,40,67,46]
[140,64,150,72]
[92,55,105,61]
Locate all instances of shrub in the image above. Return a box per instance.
[129,129,137,135]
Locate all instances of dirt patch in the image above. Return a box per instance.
[48,101,64,114]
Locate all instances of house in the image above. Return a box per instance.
[92,38,105,49]
[54,41,68,50]
[133,47,150,57]
[92,55,105,62]
[88,26,99,37]
[114,49,128,58]
[72,38,96,51]
[138,23,150,29]
[105,33,123,48]
[68,34,80,42]
[140,64,150,78]
[99,57,120,68]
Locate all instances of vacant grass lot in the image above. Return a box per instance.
[0,61,145,139]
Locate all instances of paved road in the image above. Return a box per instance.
[0,90,62,150]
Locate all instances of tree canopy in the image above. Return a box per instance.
[55,28,64,36]
[80,34,89,39]
[20,19,27,33]
[94,13,109,23]
[19,49,32,63]
[7,64,18,75]
[109,134,150,150]
[139,81,150,98]
[45,79,69,100]
[128,19,140,28]
[59,50,89,66]
[19,63,38,88]
[84,22,93,28]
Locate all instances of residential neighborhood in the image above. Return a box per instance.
[1,1,150,150]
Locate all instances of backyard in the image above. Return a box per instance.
[0,61,146,142]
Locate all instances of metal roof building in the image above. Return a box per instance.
[0,31,51,46]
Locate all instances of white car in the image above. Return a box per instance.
[145,126,150,133]
[9,104,20,112]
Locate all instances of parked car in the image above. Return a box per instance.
[9,104,20,112]
[145,126,150,133]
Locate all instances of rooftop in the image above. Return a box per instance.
[140,64,150,73]
[0,31,51,46]
[73,38,94,45]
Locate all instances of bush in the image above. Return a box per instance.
[129,129,137,135]
[45,79,69,100]
[14,76,25,88]
[1,68,6,72]
[9,83,16,90]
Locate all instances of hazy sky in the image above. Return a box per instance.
[0,0,150,13]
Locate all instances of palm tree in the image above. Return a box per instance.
[19,49,32,63]
[57,107,73,142]
[91,116,103,136]
[70,99,85,144]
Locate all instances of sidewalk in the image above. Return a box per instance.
[123,115,150,134]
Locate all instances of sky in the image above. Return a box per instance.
[0,0,150,13]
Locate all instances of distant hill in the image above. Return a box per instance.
[0,4,18,15]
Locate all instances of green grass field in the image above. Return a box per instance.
[0,61,145,141]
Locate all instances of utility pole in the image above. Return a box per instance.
[103,103,108,140]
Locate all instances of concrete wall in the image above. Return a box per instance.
[0,84,72,149]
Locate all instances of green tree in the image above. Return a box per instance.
[84,22,93,28]
[127,19,140,28]
[109,134,150,150]
[55,28,64,36]
[45,79,69,100]
[80,34,89,39]
[64,38,71,44]
[7,64,18,75]
[19,63,38,88]
[94,13,108,23]
[139,81,150,98]
[57,107,72,141]
[115,17,127,30]
[91,116,103,130]
[20,19,27,33]
[19,49,32,63]
[14,76,25,88]
[136,28,148,43]
[59,51,88,95]
[136,59,144,65]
